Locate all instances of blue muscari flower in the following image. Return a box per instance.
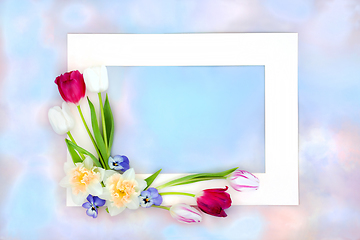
[108,155,130,171]
[139,187,163,208]
[82,194,106,218]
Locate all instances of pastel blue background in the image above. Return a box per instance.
[108,66,265,173]
[1,0,360,239]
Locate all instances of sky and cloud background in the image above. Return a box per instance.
[1,0,360,239]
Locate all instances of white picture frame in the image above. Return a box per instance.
[67,33,298,206]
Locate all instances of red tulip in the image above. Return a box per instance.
[55,70,86,104]
[196,186,232,217]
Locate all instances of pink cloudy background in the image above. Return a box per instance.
[1,0,360,239]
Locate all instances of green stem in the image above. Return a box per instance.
[151,205,170,211]
[159,192,195,197]
[77,105,106,169]
[98,92,108,153]
[67,132,85,160]
[156,176,227,190]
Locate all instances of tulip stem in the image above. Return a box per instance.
[159,192,195,197]
[98,92,108,153]
[77,105,106,169]
[67,132,85,160]
[151,205,170,211]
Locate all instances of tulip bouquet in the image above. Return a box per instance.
[49,66,260,223]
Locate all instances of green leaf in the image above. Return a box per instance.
[65,139,102,168]
[171,176,226,186]
[144,169,162,190]
[156,167,238,189]
[103,94,114,156]
[65,139,82,164]
[87,97,108,168]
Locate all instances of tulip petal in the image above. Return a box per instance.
[84,67,101,93]
[61,102,75,129]
[228,170,259,192]
[48,106,70,135]
[99,65,109,92]
[170,204,202,224]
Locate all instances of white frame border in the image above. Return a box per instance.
[67,33,298,206]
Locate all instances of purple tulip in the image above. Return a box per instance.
[196,187,231,217]
[227,170,259,192]
[170,204,202,224]
[55,70,86,105]
[82,194,106,218]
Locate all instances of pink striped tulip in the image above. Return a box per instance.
[227,170,259,192]
[170,204,202,224]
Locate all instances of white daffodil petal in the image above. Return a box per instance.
[87,182,103,196]
[99,188,112,201]
[126,195,140,209]
[103,170,118,183]
[64,161,75,173]
[122,168,135,180]
[59,175,72,188]
[83,156,93,169]
[108,204,126,216]
[135,178,147,192]
[97,167,105,181]
[71,191,87,205]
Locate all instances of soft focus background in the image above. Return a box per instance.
[0,0,359,239]
[108,66,265,174]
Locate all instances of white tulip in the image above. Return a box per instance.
[83,65,109,93]
[48,102,75,135]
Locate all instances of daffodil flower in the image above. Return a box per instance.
[99,168,146,216]
[59,156,104,205]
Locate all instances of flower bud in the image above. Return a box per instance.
[48,102,75,135]
[227,169,259,192]
[196,187,231,217]
[170,203,202,224]
[55,70,86,104]
[83,65,109,93]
